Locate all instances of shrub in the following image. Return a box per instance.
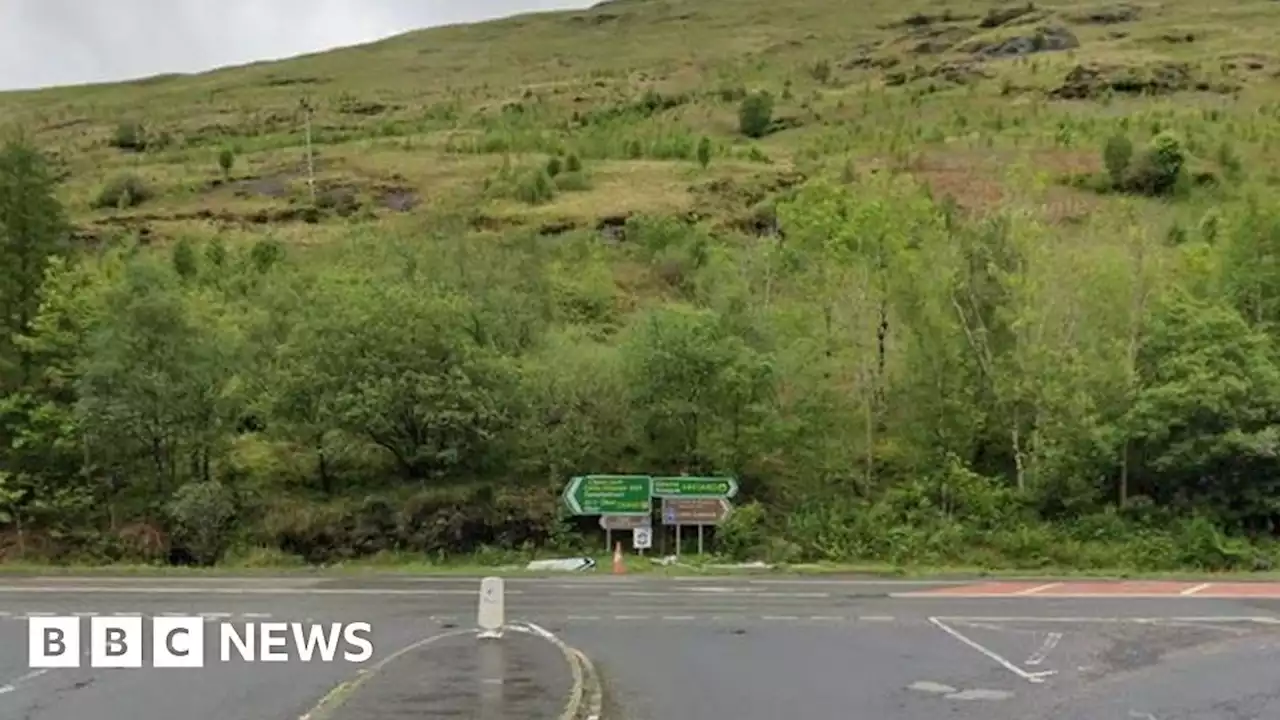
[696,136,712,168]
[738,90,775,138]
[166,481,237,566]
[110,121,145,151]
[514,167,556,205]
[1103,133,1132,188]
[92,173,152,209]
[546,155,563,177]
[565,152,582,172]
[1124,131,1185,197]
[217,147,236,177]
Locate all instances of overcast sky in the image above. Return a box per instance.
[0,0,598,91]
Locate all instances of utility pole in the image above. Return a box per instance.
[299,97,316,204]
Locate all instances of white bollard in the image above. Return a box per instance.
[477,576,505,639]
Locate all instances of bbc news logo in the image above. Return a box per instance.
[28,617,374,668]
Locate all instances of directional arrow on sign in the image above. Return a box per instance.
[563,476,585,515]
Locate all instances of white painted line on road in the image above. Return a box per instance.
[934,615,1280,624]
[1016,582,1062,595]
[760,615,799,620]
[25,611,54,616]
[662,615,695,621]
[809,615,843,621]
[614,615,648,620]
[241,613,272,618]
[859,615,896,622]
[1025,632,1061,666]
[610,590,830,599]
[71,612,98,617]
[929,617,1055,684]
[0,669,49,697]
[0,585,513,597]
[567,615,600,621]
[199,612,232,618]
[747,579,970,586]
[1181,583,1211,596]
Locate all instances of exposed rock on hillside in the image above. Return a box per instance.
[964,25,1079,57]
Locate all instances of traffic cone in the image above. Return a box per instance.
[612,542,626,575]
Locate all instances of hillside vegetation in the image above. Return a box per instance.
[2,0,1280,570]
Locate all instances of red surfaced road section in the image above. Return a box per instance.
[901,580,1280,597]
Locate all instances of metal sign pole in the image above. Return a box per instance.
[697,524,704,555]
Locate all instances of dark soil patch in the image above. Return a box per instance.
[888,10,979,28]
[964,25,1079,57]
[979,3,1044,28]
[232,175,290,199]
[1221,53,1272,73]
[1068,3,1140,24]
[845,54,901,70]
[887,60,993,86]
[1050,62,1236,99]
[380,188,420,212]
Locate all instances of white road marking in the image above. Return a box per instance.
[933,616,1280,623]
[929,617,1056,684]
[1181,583,1211,596]
[0,669,49,697]
[1015,582,1062,595]
[610,590,830,599]
[0,586,507,596]
[858,615,896,622]
[1025,632,1061,666]
[566,615,600,621]
[662,616,695,621]
[760,615,799,621]
[614,615,647,620]
[809,615,843,621]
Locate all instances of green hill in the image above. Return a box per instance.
[2,0,1280,570]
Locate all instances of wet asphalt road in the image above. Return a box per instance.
[2,574,1280,719]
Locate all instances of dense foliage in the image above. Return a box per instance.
[4,130,1280,571]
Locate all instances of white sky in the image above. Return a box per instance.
[0,0,599,91]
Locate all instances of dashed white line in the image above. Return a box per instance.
[760,615,799,621]
[859,615,896,622]
[662,615,695,621]
[614,615,648,620]
[809,616,843,621]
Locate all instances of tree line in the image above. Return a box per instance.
[3,133,1280,570]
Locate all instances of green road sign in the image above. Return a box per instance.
[652,476,738,499]
[563,475,653,516]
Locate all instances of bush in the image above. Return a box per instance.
[546,155,563,177]
[738,91,775,138]
[514,167,557,205]
[110,121,146,151]
[218,147,236,177]
[696,136,712,168]
[1103,133,1132,188]
[92,173,152,209]
[166,481,237,566]
[1124,131,1185,197]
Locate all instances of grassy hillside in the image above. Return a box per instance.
[2,0,1280,570]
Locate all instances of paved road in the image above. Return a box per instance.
[3,574,1280,719]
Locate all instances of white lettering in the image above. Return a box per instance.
[291,623,342,662]
[343,622,374,662]
[259,622,289,661]
[220,623,255,662]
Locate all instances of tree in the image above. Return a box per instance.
[738,91,774,139]
[0,134,71,388]
[696,136,712,168]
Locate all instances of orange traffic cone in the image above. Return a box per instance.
[612,542,626,575]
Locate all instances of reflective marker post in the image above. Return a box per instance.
[478,576,504,639]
